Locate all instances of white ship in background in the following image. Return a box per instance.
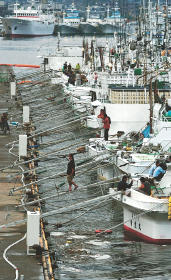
[79,6,102,35]
[2,2,55,37]
[57,3,81,35]
[99,1,124,35]
[0,16,4,36]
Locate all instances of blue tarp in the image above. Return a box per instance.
[142,124,151,138]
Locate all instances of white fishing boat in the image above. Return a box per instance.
[99,2,125,35]
[79,6,101,35]
[87,98,171,180]
[87,137,121,180]
[109,171,171,244]
[0,16,4,36]
[114,101,171,176]
[2,3,55,37]
[42,46,83,71]
[115,152,159,176]
[58,4,81,35]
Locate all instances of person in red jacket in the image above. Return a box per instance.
[103,113,110,141]
[97,109,105,137]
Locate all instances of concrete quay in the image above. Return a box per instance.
[0,71,44,279]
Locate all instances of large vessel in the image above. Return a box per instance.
[0,16,4,36]
[99,2,124,35]
[79,6,101,35]
[2,3,55,37]
[57,4,81,35]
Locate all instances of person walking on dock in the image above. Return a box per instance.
[67,154,78,192]
[1,113,10,134]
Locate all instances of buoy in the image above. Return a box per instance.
[76,146,86,153]
[95,229,102,234]
[17,80,32,84]
[95,229,112,234]
[105,230,112,234]
[168,196,171,220]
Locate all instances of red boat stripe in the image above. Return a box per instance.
[124,224,171,244]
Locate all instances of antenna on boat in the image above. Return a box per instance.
[57,32,61,51]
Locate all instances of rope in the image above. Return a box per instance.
[3,234,26,280]
[95,195,166,236]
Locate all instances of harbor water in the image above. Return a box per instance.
[1,35,171,280]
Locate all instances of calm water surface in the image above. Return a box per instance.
[1,35,171,280]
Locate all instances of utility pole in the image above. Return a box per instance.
[149,77,153,134]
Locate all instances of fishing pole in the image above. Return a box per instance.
[29,106,73,122]
[47,194,113,227]
[17,76,53,92]
[34,108,84,124]
[6,115,88,147]
[10,146,103,179]
[21,89,66,105]
[31,115,88,137]
[39,153,118,188]
[38,129,94,149]
[16,69,50,80]
[10,151,115,193]
[30,104,71,118]
[0,194,165,230]
[29,102,72,118]
[1,138,89,173]
[17,177,118,208]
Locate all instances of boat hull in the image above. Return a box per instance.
[110,187,171,244]
[98,23,118,35]
[115,154,157,176]
[123,206,171,244]
[58,24,79,35]
[97,161,120,181]
[78,23,99,35]
[2,18,55,37]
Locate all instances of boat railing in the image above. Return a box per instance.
[143,126,171,147]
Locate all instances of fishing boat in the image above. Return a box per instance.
[2,3,55,37]
[115,100,171,176]
[43,47,83,71]
[98,2,125,35]
[0,16,4,36]
[58,4,81,35]
[79,17,101,35]
[109,171,171,244]
[87,137,121,180]
[79,6,101,35]
[87,95,171,180]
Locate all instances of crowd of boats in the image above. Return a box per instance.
[36,0,171,244]
[1,0,171,247]
[0,1,127,37]
[1,1,170,37]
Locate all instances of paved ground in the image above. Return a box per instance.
[0,73,44,280]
